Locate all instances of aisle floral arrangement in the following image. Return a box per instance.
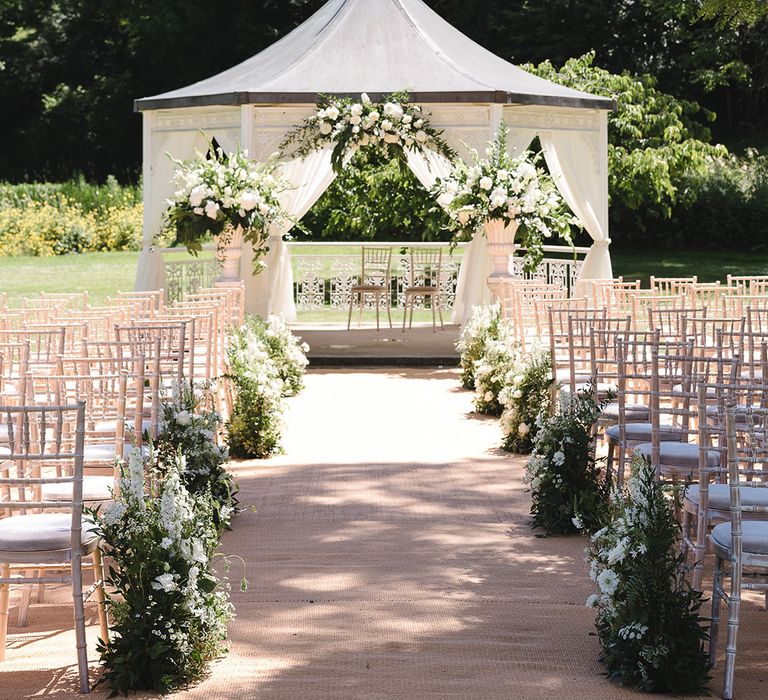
[472,333,520,416]
[92,447,245,696]
[499,346,553,453]
[433,125,576,271]
[585,456,710,694]
[156,381,237,532]
[164,143,288,271]
[280,90,456,173]
[525,386,611,534]
[226,315,309,458]
[456,303,505,389]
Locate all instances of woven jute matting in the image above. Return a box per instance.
[1,368,766,698]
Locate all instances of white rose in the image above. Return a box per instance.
[189,185,206,207]
[175,410,192,426]
[204,201,220,220]
[437,192,454,208]
[383,133,400,144]
[319,122,333,135]
[193,206,204,215]
[238,190,259,211]
[369,110,380,122]
[479,176,493,191]
[414,130,428,143]
[414,118,424,128]
[518,422,530,435]
[381,119,393,131]
[457,208,472,225]
[512,389,523,399]
[497,169,509,180]
[350,103,363,117]
[151,573,177,593]
[402,114,412,124]
[484,391,494,402]
[326,105,340,120]
[361,92,371,104]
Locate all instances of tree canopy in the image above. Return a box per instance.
[0,0,766,182]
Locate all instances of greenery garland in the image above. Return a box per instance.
[280,91,456,174]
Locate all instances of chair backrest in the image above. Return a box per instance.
[360,247,392,288]
[649,276,697,295]
[648,305,704,340]
[0,401,85,520]
[0,328,66,372]
[406,248,443,288]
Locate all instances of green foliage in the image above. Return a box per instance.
[455,303,504,389]
[92,450,236,696]
[302,148,451,243]
[226,315,308,459]
[525,386,611,534]
[586,457,710,694]
[700,0,768,27]
[155,381,237,533]
[499,349,553,453]
[0,177,144,256]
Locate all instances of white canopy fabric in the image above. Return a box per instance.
[134,0,614,320]
[136,0,613,112]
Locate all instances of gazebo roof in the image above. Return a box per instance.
[135,0,614,112]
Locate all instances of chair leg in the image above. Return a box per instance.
[386,293,392,329]
[92,549,109,647]
[37,567,46,604]
[375,293,380,331]
[402,296,408,332]
[71,556,90,693]
[692,504,708,591]
[358,293,364,327]
[430,294,436,332]
[0,563,9,662]
[709,554,724,669]
[16,569,33,628]
[605,441,615,484]
[723,563,741,700]
[409,297,415,329]
[347,292,354,331]
[437,294,444,328]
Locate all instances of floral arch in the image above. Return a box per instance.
[134,0,615,321]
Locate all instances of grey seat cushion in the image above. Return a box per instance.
[605,422,684,443]
[0,513,98,553]
[601,402,650,421]
[685,483,768,511]
[712,520,768,555]
[40,475,114,502]
[634,442,721,470]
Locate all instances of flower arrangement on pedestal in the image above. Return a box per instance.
[280,91,456,173]
[433,125,576,272]
[164,143,288,274]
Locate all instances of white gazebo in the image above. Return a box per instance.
[134,0,614,320]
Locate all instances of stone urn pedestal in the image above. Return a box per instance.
[215,225,244,287]
[484,218,518,304]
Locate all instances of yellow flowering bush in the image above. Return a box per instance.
[0,180,143,256]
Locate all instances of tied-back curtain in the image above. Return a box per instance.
[134,248,166,293]
[243,147,338,318]
[539,125,612,290]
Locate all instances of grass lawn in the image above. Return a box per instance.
[3,247,768,310]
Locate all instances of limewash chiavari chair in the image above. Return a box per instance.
[38,291,89,311]
[347,246,393,331]
[708,401,768,700]
[23,321,88,355]
[687,281,726,310]
[0,401,108,693]
[606,331,665,486]
[402,247,445,332]
[565,315,631,395]
[648,305,705,341]
[720,294,768,318]
[0,327,66,375]
[508,284,566,351]
[0,341,30,407]
[649,275,698,296]
[629,292,687,331]
[547,307,606,388]
[188,283,245,327]
[632,343,730,488]
[727,274,768,295]
[682,315,746,358]
[116,320,188,389]
[163,306,218,384]
[113,289,165,318]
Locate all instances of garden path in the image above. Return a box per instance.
[2,368,767,698]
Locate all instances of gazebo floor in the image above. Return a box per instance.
[2,368,766,698]
[292,323,460,365]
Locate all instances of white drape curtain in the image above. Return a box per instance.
[539,123,612,292]
[134,248,166,292]
[242,147,337,317]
